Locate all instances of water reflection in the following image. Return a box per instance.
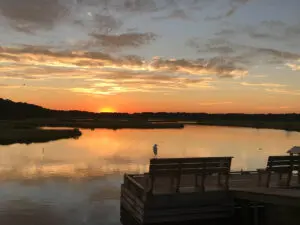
[0,126,300,224]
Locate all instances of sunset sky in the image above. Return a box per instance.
[0,0,300,113]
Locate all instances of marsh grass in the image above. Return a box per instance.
[0,127,82,145]
[196,120,300,132]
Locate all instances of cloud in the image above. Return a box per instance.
[205,0,252,21]
[286,62,300,71]
[198,101,232,106]
[265,88,300,95]
[0,45,249,95]
[76,0,158,13]
[265,88,300,96]
[0,0,68,32]
[188,37,300,68]
[0,46,247,78]
[89,32,157,49]
[152,9,191,21]
[240,82,286,88]
[92,13,123,33]
[216,20,300,45]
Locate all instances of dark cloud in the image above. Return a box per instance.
[76,0,158,13]
[89,32,157,49]
[188,37,300,67]
[205,0,252,20]
[77,0,210,14]
[0,0,68,32]
[0,45,247,79]
[152,9,190,21]
[153,9,191,20]
[216,21,300,43]
[93,13,123,33]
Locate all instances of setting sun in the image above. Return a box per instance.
[99,107,116,113]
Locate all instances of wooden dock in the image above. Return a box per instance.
[120,156,300,225]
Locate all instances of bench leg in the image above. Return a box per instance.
[176,175,181,193]
[258,173,262,186]
[201,174,206,192]
[225,173,229,190]
[195,174,198,187]
[287,172,292,187]
[150,176,155,194]
[217,173,221,186]
[278,173,282,185]
[266,172,271,188]
[171,176,175,191]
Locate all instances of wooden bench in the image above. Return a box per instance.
[257,155,300,187]
[147,157,233,193]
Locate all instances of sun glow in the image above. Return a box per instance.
[99,107,116,113]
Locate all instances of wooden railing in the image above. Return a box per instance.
[123,174,146,202]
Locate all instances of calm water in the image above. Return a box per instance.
[0,125,300,225]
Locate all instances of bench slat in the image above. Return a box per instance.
[268,156,300,161]
[259,155,300,188]
[150,157,233,165]
[149,162,230,170]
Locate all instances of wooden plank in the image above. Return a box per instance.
[121,185,145,209]
[145,205,234,217]
[268,156,300,161]
[126,175,145,192]
[150,162,230,170]
[268,161,300,167]
[145,211,232,224]
[145,191,233,209]
[149,167,229,175]
[150,157,233,164]
[232,188,300,207]
[121,198,144,223]
[120,207,141,225]
[124,174,146,201]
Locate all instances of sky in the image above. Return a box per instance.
[0,0,300,113]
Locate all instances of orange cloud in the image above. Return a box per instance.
[240,82,286,88]
[0,45,248,95]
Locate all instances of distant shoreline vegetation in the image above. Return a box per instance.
[0,98,299,146]
[0,128,82,145]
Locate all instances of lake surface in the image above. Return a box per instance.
[0,125,300,225]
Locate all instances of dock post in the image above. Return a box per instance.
[253,205,259,225]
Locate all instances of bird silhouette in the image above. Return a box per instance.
[153,144,158,158]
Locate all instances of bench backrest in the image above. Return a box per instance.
[267,156,300,172]
[149,157,233,176]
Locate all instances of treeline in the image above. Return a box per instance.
[1,98,300,122]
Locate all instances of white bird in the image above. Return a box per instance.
[153,144,158,158]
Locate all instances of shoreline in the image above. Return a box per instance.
[0,128,82,145]
[195,120,300,132]
[9,119,185,130]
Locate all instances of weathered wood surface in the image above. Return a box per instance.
[121,167,300,224]
[120,153,300,225]
[232,187,300,207]
[121,173,235,224]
